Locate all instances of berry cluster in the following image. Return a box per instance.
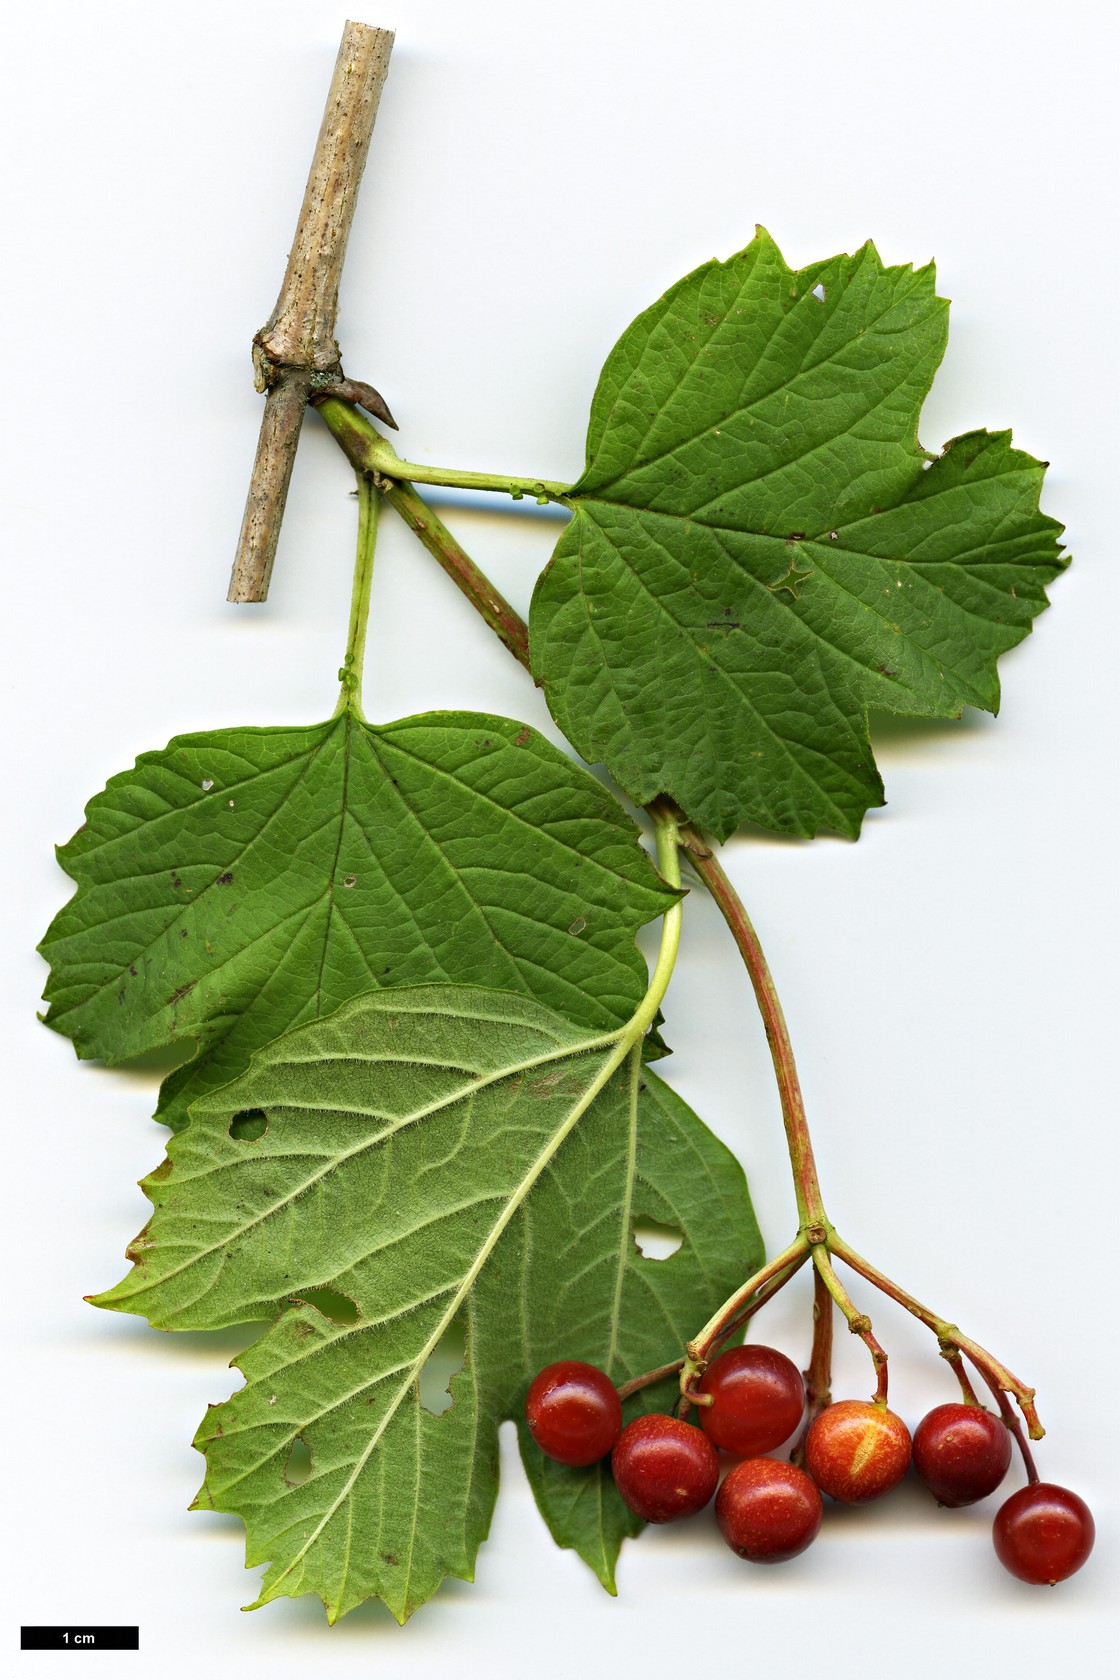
[525,1349,1094,1584]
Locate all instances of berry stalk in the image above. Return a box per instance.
[790,1267,834,1463]
[811,1242,890,1404]
[829,1233,1042,1438]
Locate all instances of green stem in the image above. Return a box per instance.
[315,396,571,504]
[333,470,379,720]
[637,806,683,1031]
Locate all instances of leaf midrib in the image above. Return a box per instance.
[257,1032,633,1602]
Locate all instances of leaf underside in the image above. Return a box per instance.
[39,710,676,1130]
[94,985,759,1620]
[531,228,1068,840]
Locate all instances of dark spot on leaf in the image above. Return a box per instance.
[383,1552,400,1567]
[172,877,182,889]
[180,928,189,938]
[229,1108,267,1141]
[216,872,234,886]
[515,725,532,746]
[129,966,137,977]
[167,980,196,1006]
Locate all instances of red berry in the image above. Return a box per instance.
[696,1343,805,1457]
[993,1483,1095,1584]
[611,1413,719,1522]
[525,1360,622,1466]
[716,1457,823,1563]
[804,1400,912,1503]
[913,1402,1012,1506]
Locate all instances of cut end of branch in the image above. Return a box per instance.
[229,22,395,603]
[228,374,314,602]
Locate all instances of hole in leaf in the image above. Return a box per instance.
[811,282,826,302]
[419,1320,466,1415]
[342,873,358,888]
[298,1287,360,1325]
[283,1435,313,1486]
[229,1108,267,1141]
[632,1218,684,1261]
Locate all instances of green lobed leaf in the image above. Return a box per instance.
[530,228,1068,840]
[93,985,759,1620]
[491,1066,754,1589]
[39,711,676,1130]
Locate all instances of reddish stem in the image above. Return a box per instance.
[685,1238,810,1369]
[790,1264,835,1464]
[940,1342,983,1406]
[615,1359,685,1402]
[966,1354,1041,1485]
[677,831,827,1230]
[829,1234,1042,1438]
[703,1253,810,1361]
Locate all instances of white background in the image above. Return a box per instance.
[3,1,1117,1674]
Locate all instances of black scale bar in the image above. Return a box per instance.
[21,1627,139,1651]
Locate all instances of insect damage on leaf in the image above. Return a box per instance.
[530,228,1068,841]
[92,986,759,1620]
[39,710,677,1130]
